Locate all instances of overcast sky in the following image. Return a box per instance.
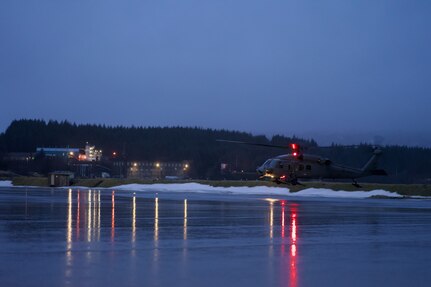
[1,1,430,146]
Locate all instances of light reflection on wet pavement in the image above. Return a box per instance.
[0,187,430,287]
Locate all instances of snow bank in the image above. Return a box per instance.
[291,188,402,198]
[0,180,13,187]
[111,183,403,199]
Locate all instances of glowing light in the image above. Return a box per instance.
[293,152,298,157]
[111,191,115,241]
[112,152,117,156]
[67,189,72,248]
[290,206,298,287]
[132,195,136,243]
[66,189,73,278]
[93,191,97,229]
[77,191,80,239]
[97,191,100,241]
[291,212,297,245]
[281,203,285,239]
[133,162,137,167]
[291,143,297,150]
[269,201,274,239]
[87,190,92,242]
[183,199,187,240]
[69,152,74,156]
[154,197,159,241]
[291,244,297,257]
[91,190,100,241]
[264,198,279,203]
[155,162,160,168]
[184,164,189,169]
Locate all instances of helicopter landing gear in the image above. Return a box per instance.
[352,180,362,188]
[289,178,304,186]
[274,177,302,186]
[290,178,299,185]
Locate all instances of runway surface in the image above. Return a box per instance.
[0,186,430,287]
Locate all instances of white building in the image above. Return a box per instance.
[84,144,102,161]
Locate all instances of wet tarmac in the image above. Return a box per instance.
[0,187,430,287]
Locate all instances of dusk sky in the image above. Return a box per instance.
[1,1,430,146]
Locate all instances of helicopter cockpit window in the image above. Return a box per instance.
[263,159,272,168]
[306,165,311,171]
[269,159,282,168]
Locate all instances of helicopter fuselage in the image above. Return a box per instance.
[216,139,386,186]
[256,153,371,184]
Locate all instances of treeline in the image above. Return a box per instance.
[0,119,430,183]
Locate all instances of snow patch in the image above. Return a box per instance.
[111,183,403,198]
[0,180,13,187]
[291,188,403,198]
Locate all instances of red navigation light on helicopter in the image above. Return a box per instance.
[291,143,301,158]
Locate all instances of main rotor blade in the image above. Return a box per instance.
[216,139,288,149]
[313,144,381,149]
[312,145,360,149]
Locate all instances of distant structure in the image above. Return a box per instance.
[33,144,106,178]
[3,152,34,161]
[48,171,74,187]
[3,143,189,180]
[82,143,102,161]
[114,161,190,179]
[36,143,102,162]
[36,147,79,158]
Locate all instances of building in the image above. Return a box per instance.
[36,147,79,158]
[36,144,102,162]
[83,144,102,161]
[2,152,34,161]
[114,161,190,179]
[48,171,74,187]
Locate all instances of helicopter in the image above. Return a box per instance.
[217,140,387,187]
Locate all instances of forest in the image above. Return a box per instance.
[0,119,430,183]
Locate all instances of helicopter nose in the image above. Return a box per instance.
[257,166,272,175]
[256,166,264,175]
[257,165,271,175]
